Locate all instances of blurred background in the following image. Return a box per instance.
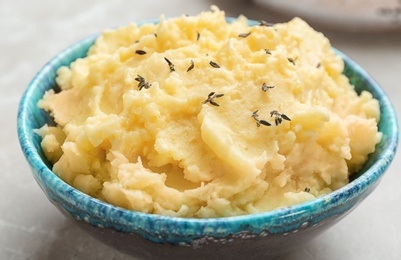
[1,0,400,259]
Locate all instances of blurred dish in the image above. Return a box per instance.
[253,0,401,32]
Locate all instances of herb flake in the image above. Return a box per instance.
[252,110,271,127]
[270,110,291,126]
[288,57,297,65]
[238,32,251,38]
[164,57,175,72]
[258,20,272,27]
[209,60,220,68]
[261,83,275,92]
[203,92,224,106]
[135,75,151,90]
[135,50,147,55]
[187,60,194,72]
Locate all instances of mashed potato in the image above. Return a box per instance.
[36,6,381,218]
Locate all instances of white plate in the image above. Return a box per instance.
[253,0,401,32]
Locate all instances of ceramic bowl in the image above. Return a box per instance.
[17,19,398,260]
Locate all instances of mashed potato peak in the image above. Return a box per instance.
[36,7,381,218]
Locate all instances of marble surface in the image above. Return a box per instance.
[2,0,401,259]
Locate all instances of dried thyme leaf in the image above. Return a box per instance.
[258,20,272,27]
[259,120,271,126]
[252,110,271,127]
[288,57,297,65]
[164,57,175,72]
[261,83,275,92]
[270,110,291,126]
[203,92,224,106]
[135,75,151,90]
[209,61,220,68]
[238,32,251,38]
[135,50,147,55]
[281,114,291,121]
[187,60,195,72]
[209,101,220,106]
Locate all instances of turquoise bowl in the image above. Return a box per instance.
[17,19,398,259]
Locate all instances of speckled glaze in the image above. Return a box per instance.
[18,19,398,259]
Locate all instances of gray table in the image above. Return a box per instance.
[2,0,400,259]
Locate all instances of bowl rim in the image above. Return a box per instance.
[17,17,399,243]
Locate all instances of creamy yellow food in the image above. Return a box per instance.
[36,7,381,218]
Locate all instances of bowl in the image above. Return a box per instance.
[17,18,398,259]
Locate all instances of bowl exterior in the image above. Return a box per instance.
[18,19,398,259]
